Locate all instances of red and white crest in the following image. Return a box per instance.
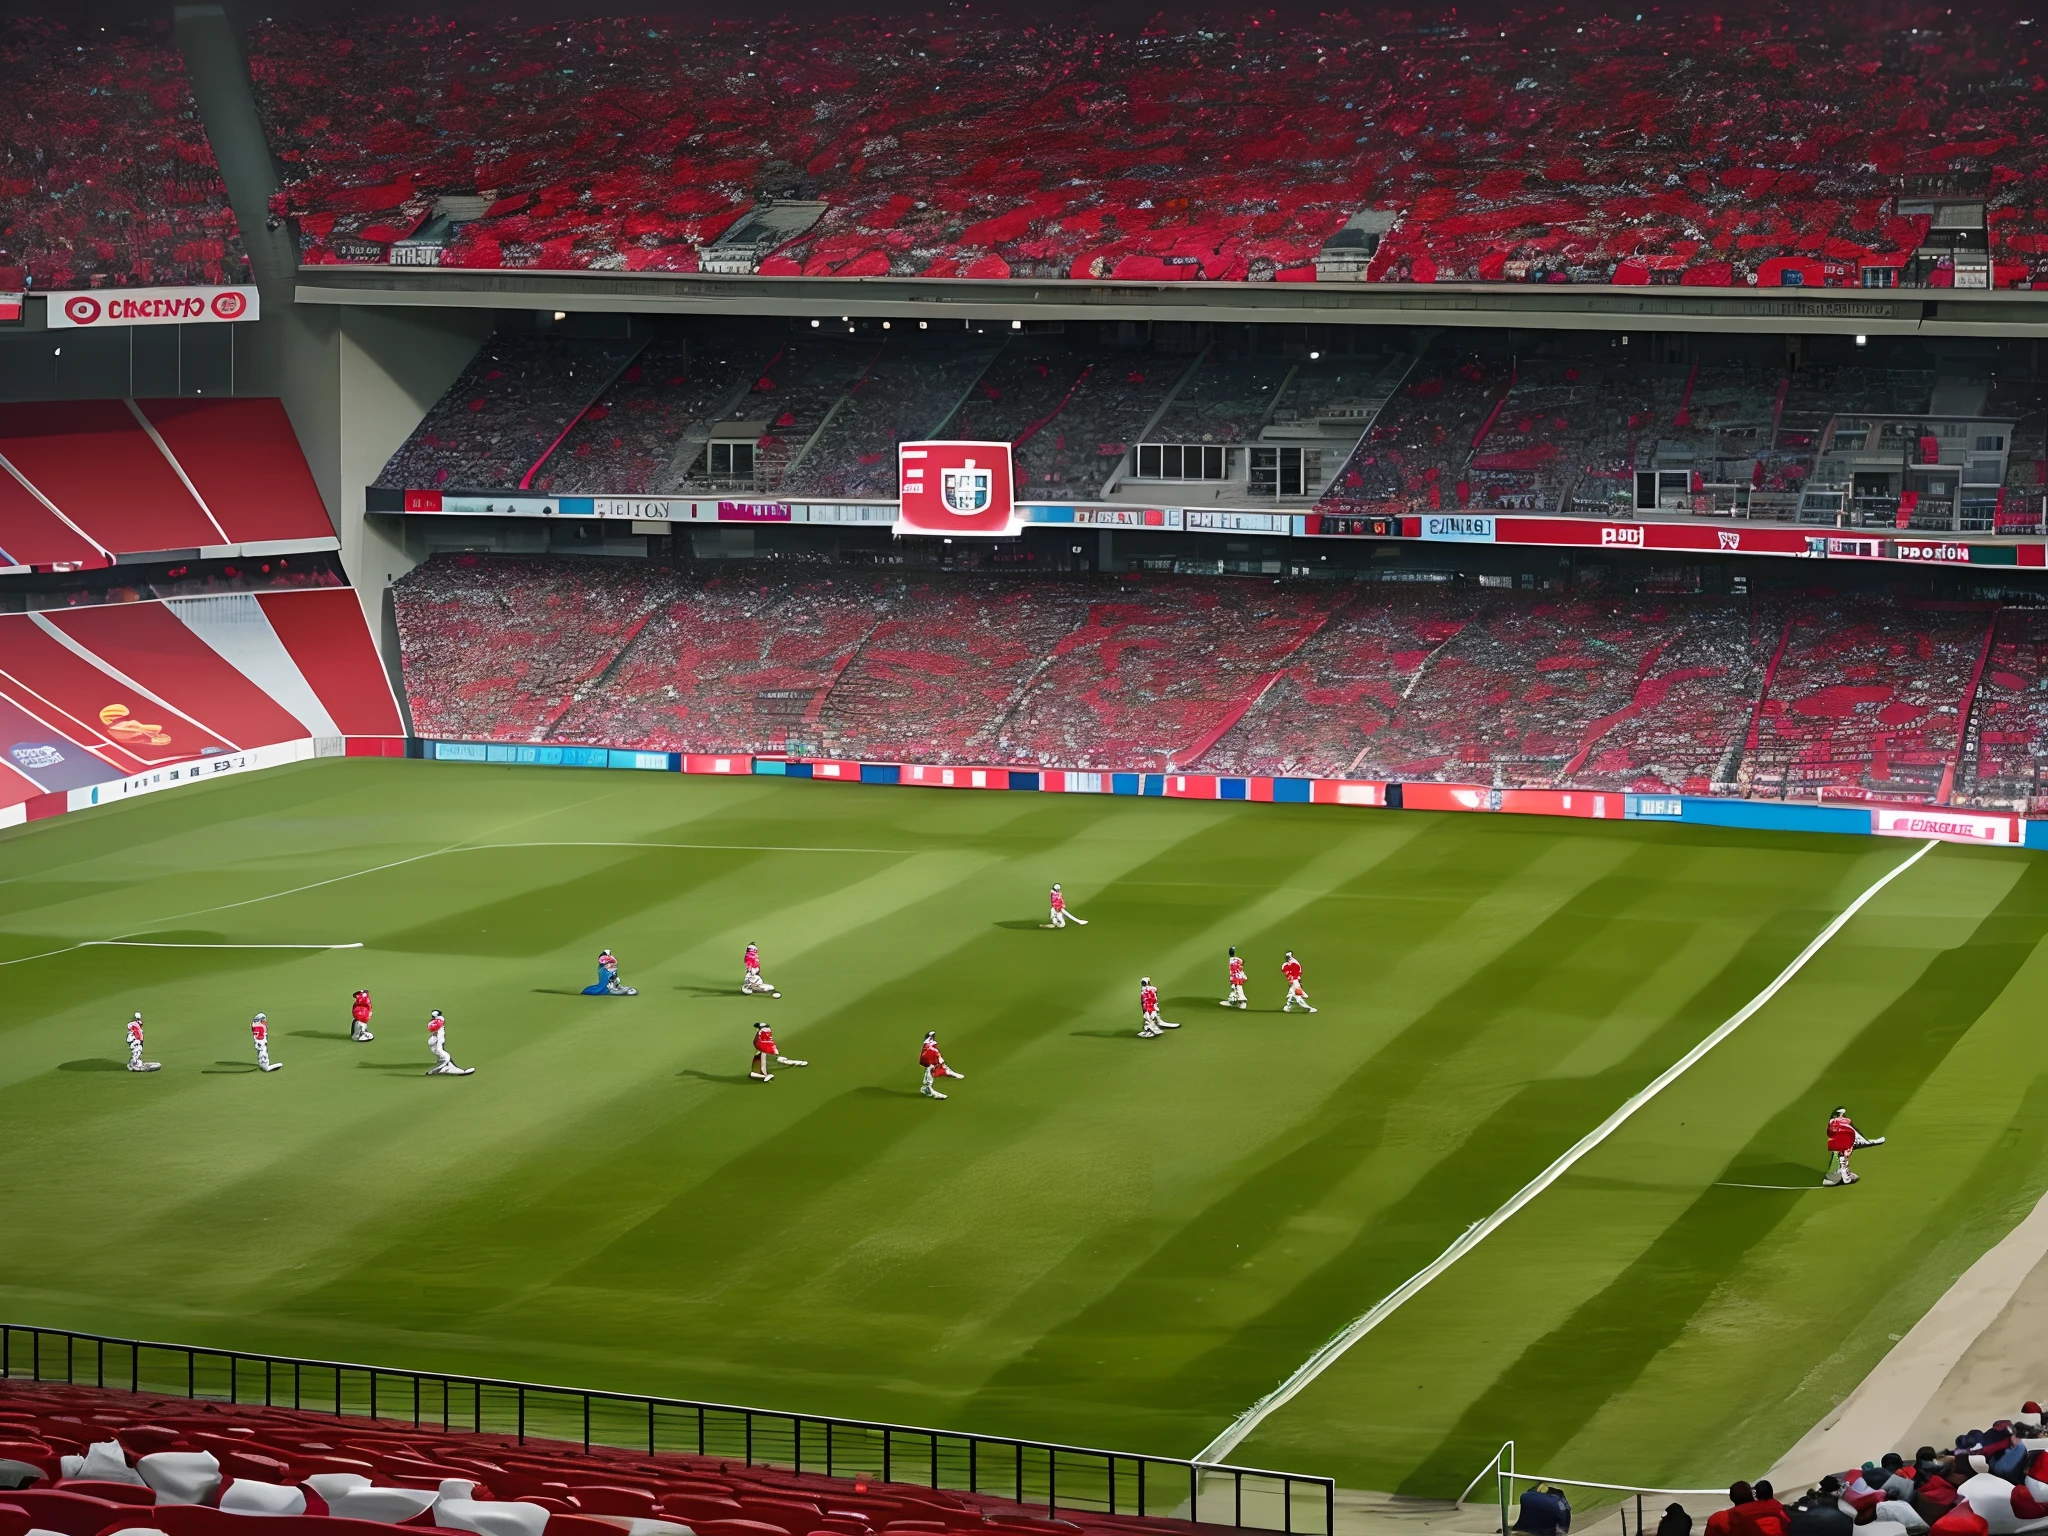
[897,441,1016,537]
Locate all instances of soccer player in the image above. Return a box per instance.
[1139,976,1178,1037]
[1822,1106,1884,1186]
[125,1012,159,1072]
[250,1013,279,1071]
[919,1031,964,1099]
[1220,947,1248,1009]
[741,942,780,998]
[582,949,637,996]
[1280,952,1316,1013]
[749,1021,807,1081]
[426,1009,475,1076]
[1045,883,1088,928]
[350,989,374,1042]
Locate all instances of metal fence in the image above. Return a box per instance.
[1466,1442,1729,1536]
[0,1325,1333,1535]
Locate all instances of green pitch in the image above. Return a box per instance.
[2,760,2046,1500]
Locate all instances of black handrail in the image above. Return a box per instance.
[0,1324,1333,1535]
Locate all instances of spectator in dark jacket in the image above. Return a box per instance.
[1787,1479,1853,1536]
[1512,1485,1572,1536]
[1657,1506,1694,1536]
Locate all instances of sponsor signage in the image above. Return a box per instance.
[718,501,791,523]
[48,285,259,329]
[1890,540,1974,565]
[0,293,19,324]
[1184,510,1295,535]
[1870,806,2020,844]
[1417,514,1497,542]
[897,440,1016,536]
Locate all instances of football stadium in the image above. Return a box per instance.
[8,4,2048,1536]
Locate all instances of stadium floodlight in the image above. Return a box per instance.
[1309,350,1321,360]
[552,310,566,320]
[882,320,891,328]
[811,319,820,327]
[920,320,928,329]
[1012,320,1023,329]
[1856,334,1868,346]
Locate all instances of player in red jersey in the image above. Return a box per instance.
[250,1013,280,1071]
[1045,883,1088,928]
[749,1021,808,1081]
[919,1031,964,1099]
[1220,947,1248,1009]
[126,1012,159,1072]
[350,989,374,1042]
[426,1009,475,1076]
[1822,1106,1884,1186]
[1139,977,1178,1037]
[1281,952,1316,1013]
[741,942,780,998]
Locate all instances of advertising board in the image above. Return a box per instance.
[47,285,259,328]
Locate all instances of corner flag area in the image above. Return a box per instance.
[1,759,2044,1499]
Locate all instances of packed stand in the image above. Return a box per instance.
[0,1378,1218,1536]
[782,336,1004,499]
[1318,351,1513,513]
[1668,1406,2048,1536]
[0,18,247,291]
[985,579,1352,771]
[248,4,2048,288]
[815,579,1095,761]
[668,340,877,496]
[1953,608,2048,812]
[546,570,885,753]
[1736,597,1992,801]
[539,331,781,497]
[943,344,1181,503]
[376,334,648,494]
[391,555,667,742]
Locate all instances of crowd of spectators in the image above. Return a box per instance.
[374,332,647,493]
[1954,608,2048,811]
[0,18,247,291]
[244,3,2048,288]
[1661,1409,2048,1536]
[781,335,1002,499]
[1739,597,1991,801]
[393,556,2035,803]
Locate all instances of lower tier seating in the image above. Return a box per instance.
[393,556,2023,804]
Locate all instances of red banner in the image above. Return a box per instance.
[897,441,1017,536]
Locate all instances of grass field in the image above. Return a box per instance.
[3,759,2047,1501]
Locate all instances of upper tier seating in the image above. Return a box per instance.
[0,1379,1233,1536]
[247,4,2048,288]
[0,18,248,290]
[0,400,333,568]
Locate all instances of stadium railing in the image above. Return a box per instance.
[0,1323,1336,1536]
[1464,1442,1728,1536]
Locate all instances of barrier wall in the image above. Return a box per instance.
[9,734,2044,853]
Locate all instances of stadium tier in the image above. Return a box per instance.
[242,5,2043,288]
[0,401,335,569]
[0,1379,1238,1536]
[0,589,404,811]
[0,18,248,291]
[392,554,2046,808]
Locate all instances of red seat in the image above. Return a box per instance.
[53,1483,155,1507]
[4,1490,135,1536]
[575,1487,658,1518]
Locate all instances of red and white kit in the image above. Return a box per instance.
[1221,951,1248,1009]
[250,1014,278,1071]
[1139,979,1178,1037]
[1281,954,1316,1013]
[742,942,779,997]
[751,1021,807,1080]
[1049,886,1067,928]
[920,1033,964,1098]
[426,1010,474,1076]
[126,1013,158,1072]
[1823,1108,1883,1185]
[351,989,374,1042]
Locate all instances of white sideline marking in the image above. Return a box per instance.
[0,939,364,969]
[1193,837,1939,1466]
[1715,1182,1817,1191]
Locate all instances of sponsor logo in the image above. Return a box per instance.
[716,501,791,522]
[898,441,1016,536]
[9,742,63,770]
[48,285,260,328]
[1872,807,2016,844]
[1421,515,1495,542]
[1630,795,1684,818]
[1718,531,1740,550]
[1893,541,1972,564]
[1600,524,1646,546]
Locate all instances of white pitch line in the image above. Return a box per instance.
[0,939,364,969]
[1716,1182,1818,1191]
[1194,836,1938,1465]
